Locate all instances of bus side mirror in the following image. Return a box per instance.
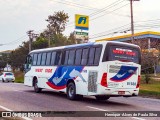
[24,64,27,69]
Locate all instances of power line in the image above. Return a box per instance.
[90,0,125,16]
[66,0,127,27]
[90,23,130,37]
[2,35,28,45]
[52,0,99,11]
[90,3,129,21]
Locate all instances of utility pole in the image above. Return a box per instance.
[47,24,51,47]
[130,0,140,44]
[27,30,39,52]
[27,30,33,52]
[46,19,51,48]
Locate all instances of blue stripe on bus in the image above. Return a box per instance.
[110,66,138,82]
[47,66,84,90]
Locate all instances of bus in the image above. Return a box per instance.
[24,41,141,100]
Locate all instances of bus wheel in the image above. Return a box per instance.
[2,79,4,82]
[67,82,77,100]
[33,80,42,93]
[95,96,110,101]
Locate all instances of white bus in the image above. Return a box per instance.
[24,41,141,100]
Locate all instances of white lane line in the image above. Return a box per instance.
[87,106,108,111]
[86,106,146,120]
[13,90,37,96]
[13,90,23,92]
[0,105,12,111]
[132,117,146,120]
[0,105,32,120]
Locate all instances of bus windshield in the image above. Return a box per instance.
[108,45,140,64]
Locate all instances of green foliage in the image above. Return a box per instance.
[140,78,160,99]
[0,53,9,68]
[9,42,29,70]
[67,32,76,45]
[51,33,68,47]
[139,90,160,99]
[144,74,151,84]
[47,11,69,34]
[14,71,24,83]
[32,36,48,49]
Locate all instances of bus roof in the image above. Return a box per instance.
[30,41,139,54]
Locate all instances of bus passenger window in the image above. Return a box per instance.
[81,48,89,65]
[75,49,82,65]
[68,50,75,65]
[88,47,95,65]
[94,47,101,65]
[37,53,42,66]
[55,51,62,65]
[51,52,56,65]
[64,51,69,65]
[46,52,51,65]
[33,54,38,65]
[41,53,47,66]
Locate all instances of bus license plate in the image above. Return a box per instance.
[118,91,125,95]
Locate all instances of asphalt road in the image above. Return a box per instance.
[0,82,160,120]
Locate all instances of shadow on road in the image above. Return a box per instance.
[24,90,134,108]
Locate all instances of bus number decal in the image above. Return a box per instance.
[127,82,136,86]
[35,69,43,72]
[45,69,52,73]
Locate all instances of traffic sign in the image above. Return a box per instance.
[75,31,88,41]
[75,31,88,36]
[75,14,89,30]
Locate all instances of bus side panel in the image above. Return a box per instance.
[24,75,33,86]
[71,66,101,96]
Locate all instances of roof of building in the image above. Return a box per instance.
[0,50,12,54]
[96,31,160,42]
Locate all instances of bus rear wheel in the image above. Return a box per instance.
[33,79,42,93]
[67,82,83,100]
[67,82,76,100]
[95,95,110,101]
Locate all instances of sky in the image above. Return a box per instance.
[0,0,160,51]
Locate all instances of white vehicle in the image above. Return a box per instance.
[0,72,15,82]
[24,41,141,100]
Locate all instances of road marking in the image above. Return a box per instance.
[13,90,23,92]
[132,117,146,120]
[13,90,37,96]
[0,105,32,120]
[0,105,12,111]
[86,106,146,120]
[87,106,108,111]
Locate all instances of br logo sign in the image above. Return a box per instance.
[75,14,89,30]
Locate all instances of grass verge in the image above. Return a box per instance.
[139,90,160,99]
[14,71,24,83]
[139,77,160,99]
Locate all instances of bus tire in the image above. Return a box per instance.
[33,79,42,93]
[95,95,110,101]
[67,82,77,100]
[2,79,4,82]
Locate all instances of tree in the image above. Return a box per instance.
[32,35,48,49]
[47,11,69,35]
[67,32,76,45]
